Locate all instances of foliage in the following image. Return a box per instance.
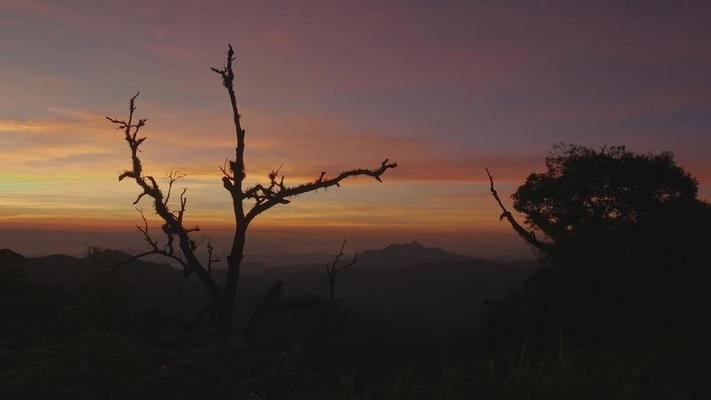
[513,144,698,243]
[487,144,711,351]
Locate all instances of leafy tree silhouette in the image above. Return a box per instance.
[488,144,699,255]
[486,144,711,349]
[106,45,396,337]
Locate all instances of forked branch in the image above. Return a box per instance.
[244,159,397,222]
[325,239,358,304]
[115,208,194,274]
[210,44,397,229]
[106,94,220,299]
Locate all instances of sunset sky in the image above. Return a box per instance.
[1,0,710,257]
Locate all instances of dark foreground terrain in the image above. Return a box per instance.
[0,243,534,398]
[1,241,709,399]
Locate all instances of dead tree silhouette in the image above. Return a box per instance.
[106,44,397,337]
[245,240,357,342]
[325,239,358,305]
[304,240,358,350]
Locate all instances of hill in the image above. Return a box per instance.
[5,243,535,325]
[356,241,472,267]
[0,248,25,266]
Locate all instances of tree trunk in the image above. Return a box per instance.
[216,230,245,337]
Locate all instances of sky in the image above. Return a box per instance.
[1,0,710,258]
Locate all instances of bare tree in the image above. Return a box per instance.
[325,239,358,305]
[246,240,357,342]
[302,240,358,349]
[107,44,397,337]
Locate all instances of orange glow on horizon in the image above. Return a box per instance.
[1,0,710,256]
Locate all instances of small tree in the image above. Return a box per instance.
[325,239,358,305]
[107,45,396,337]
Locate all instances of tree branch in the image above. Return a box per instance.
[211,44,245,210]
[107,94,220,300]
[164,170,187,207]
[485,168,551,253]
[245,159,398,222]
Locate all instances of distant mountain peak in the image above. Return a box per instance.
[357,242,469,268]
[389,241,424,249]
[85,248,133,261]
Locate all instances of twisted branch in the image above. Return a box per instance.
[106,94,220,299]
[485,168,551,253]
